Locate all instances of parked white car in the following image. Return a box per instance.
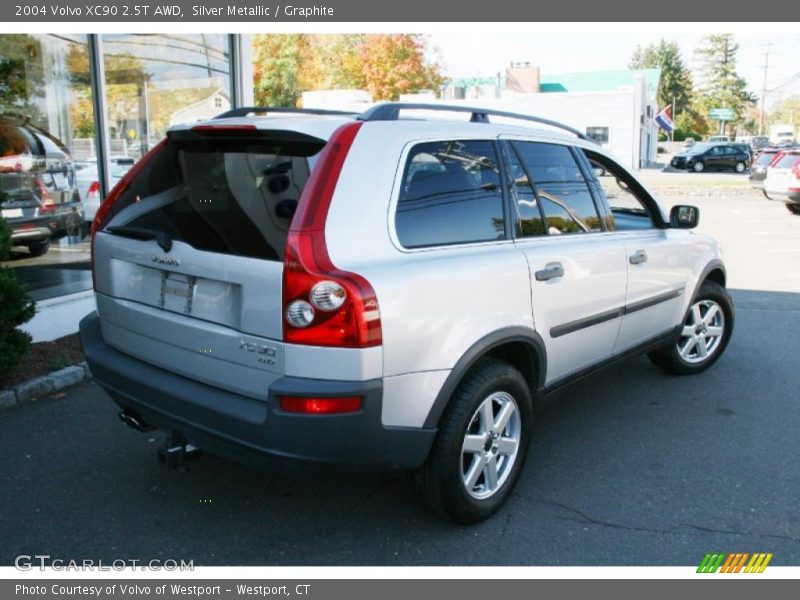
[764,148,800,214]
[75,156,135,228]
[80,104,734,523]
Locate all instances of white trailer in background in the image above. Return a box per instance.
[769,123,796,145]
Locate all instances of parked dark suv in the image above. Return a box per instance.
[671,143,751,173]
[0,115,83,257]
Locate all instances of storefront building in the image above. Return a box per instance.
[0,34,252,300]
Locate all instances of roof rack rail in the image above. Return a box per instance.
[358,102,593,142]
[214,106,358,119]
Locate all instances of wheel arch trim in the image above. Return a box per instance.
[422,327,546,429]
[697,259,727,292]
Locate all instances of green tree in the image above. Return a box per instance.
[0,214,36,380]
[252,35,304,107]
[251,34,444,105]
[0,35,45,125]
[767,95,800,128]
[358,35,444,101]
[693,34,756,135]
[629,39,694,113]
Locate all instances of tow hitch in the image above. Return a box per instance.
[158,431,203,469]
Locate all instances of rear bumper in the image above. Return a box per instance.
[80,312,435,469]
[765,189,800,203]
[10,226,51,243]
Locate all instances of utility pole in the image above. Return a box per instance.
[759,42,773,136]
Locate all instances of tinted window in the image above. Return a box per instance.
[583,150,655,231]
[395,140,504,248]
[501,144,544,237]
[107,136,322,261]
[775,153,800,169]
[755,152,777,166]
[513,142,602,235]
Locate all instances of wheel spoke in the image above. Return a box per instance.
[480,400,494,433]
[493,401,515,434]
[682,325,695,337]
[462,435,486,454]
[680,337,697,358]
[496,437,518,455]
[702,304,719,325]
[696,337,708,358]
[464,454,488,490]
[691,304,703,326]
[484,457,498,490]
[706,326,723,338]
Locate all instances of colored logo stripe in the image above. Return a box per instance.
[697,552,773,573]
[744,553,773,573]
[697,553,725,573]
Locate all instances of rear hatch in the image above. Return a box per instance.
[92,123,331,399]
[767,152,800,193]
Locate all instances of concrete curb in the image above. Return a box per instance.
[0,362,92,411]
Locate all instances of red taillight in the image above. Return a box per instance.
[87,181,100,199]
[278,395,362,415]
[792,158,800,180]
[35,177,56,213]
[282,121,382,348]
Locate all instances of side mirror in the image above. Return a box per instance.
[670,205,699,229]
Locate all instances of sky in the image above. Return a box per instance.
[427,33,800,110]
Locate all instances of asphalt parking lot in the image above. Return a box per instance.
[1,188,799,566]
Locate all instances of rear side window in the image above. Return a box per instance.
[775,153,800,169]
[755,152,777,166]
[395,140,504,248]
[513,141,602,235]
[104,134,324,261]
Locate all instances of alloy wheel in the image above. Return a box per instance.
[677,299,726,364]
[461,391,521,499]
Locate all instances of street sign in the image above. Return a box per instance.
[710,108,734,121]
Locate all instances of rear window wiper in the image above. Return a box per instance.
[106,225,173,253]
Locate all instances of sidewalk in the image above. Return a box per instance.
[21,290,96,343]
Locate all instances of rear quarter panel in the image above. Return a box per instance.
[325,124,534,427]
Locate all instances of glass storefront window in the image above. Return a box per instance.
[101,34,232,161]
[0,34,95,298]
[0,33,234,300]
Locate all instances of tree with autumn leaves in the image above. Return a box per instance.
[252,34,444,107]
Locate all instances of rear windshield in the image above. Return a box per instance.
[775,153,800,169]
[755,152,778,166]
[102,134,325,261]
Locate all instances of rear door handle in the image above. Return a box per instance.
[629,250,648,265]
[535,262,565,281]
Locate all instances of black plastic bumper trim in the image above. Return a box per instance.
[80,312,435,469]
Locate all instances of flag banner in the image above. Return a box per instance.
[654,106,674,132]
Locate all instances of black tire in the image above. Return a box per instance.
[786,203,800,215]
[26,240,50,257]
[735,161,746,173]
[648,280,734,375]
[692,161,705,173]
[416,358,533,524]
